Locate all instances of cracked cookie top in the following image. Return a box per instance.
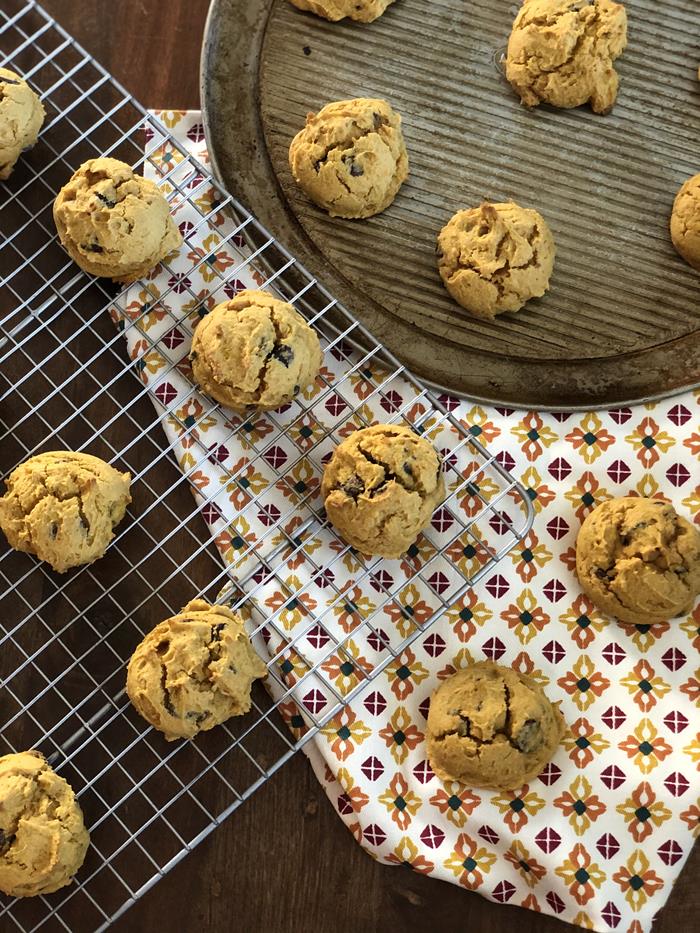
[437,202,555,318]
[0,451,131,573]
[576,496,700,625]
[505,0,628,114]
[0,67,45,181]
[0,750,89,898]
[321,424,444,558]
[670,172,700,271]
[190,289,323,411]
[286,0,395,23]
[426,661,565,791]
[126,599,268,742]
[288,98,409,219]
[52,157,182,283]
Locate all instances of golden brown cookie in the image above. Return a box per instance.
[321,424,444,558]
[506,0,628,114]
[126,600,267,741]
[0,67,45,180]
[576,497,700,625]
[670,173,700,271]
[427,662,565,791]
[53,157,182,282]
[0,751,89,898]
[437,202,555,318]
[289,98,408,218]
[0,451,131,573]
[190,289,322,411]
[287,0,395,21]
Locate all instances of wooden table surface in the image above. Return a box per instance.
[37,3,698,932]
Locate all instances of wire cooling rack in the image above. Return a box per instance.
[0,2,533,930]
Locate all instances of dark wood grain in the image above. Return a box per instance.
[33,2,699,931]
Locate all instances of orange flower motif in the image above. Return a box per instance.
[321,707,371,761]
[398,534,438,577]
[564,470,612,522]
[510,530,552,583]
[616,781,672,842]
[555,843,606,905]
[276,457,320,506]
[264,576,316,631]
[520,466,556,514]
[445,590,492,643]
[685,430,700,458]
[291,414,325,452]
[511,412,558,461]
[384,583,434,638]
[682,484,700,526]
[680,801,700,837]
[504,840,547,888]
[122,284,170,329]
[680,609,700,651]
[620,659,671,712]
[625,416,675,468]
[458,462,500,517]
[186,233,236,283]
[386,835,434,874]
[182,288,217,326]
[616,620,671,653]
[501,589,550,645]
[462,405,501,444]
[683,733,700,768]
[275,644,310,687]
[511,651,549,687]
[619,718,673,774]
[387,648,429,701]
[680,668,700,704]
[429,784,481,828]
[562,717,610,769]
[331,584,376,634]
[321,642,371,696]
[223,515,257,563]
[521,893,541,913]
[491,784,546,833]
[378,706,424,765]
[436,648,476,681]
[553,775,606,835]
[612,849,664,912]
[444,533,490,579]
[559,545,578,573]
[559,594,607,649]
[443,833,496,889]
[378,773,422,830]
[557,655,610,711]
[277,700,309,740]
[565,412,615,464]
[336,767,370,814]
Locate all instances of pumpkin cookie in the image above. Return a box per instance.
[670,173,700,271]
[0,751,89,898]
[576,496,700,625]
[437,202,555,318]
[321,424,444,558]
[190,289,322,411]
[126,600,267,741]
[0,451,131,573]
[427,662,565,791]
[287,0,395,22]
[53,157,182,282]
[0,67,45,180]
[289,98,408,218]
[506,0,628,114]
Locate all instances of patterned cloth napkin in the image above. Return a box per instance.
[121,111,699,933]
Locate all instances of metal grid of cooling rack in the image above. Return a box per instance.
[0,2,533,930]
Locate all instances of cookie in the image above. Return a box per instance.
[0,68,45,180]
[53,157,182,282]
[437,202,555,318]
[126,600,267,741]
[190,289,322,411]
[670,173,700,271]
[506,0,628,114]
[287,0,395,21]
[0,451,131,573]
[576,496,700,625]
[426,662,565,791]
[321,424,444,558]
[0,751,89,898]
[289,98,408,218]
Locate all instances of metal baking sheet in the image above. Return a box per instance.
[201,0,700,409]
